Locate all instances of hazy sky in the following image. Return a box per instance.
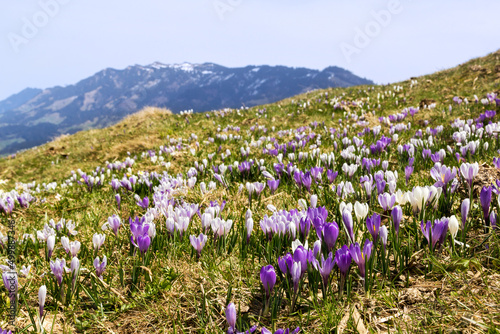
[1,0,499,100]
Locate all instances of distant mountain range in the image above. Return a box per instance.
[0,62,372,155]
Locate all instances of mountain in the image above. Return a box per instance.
[0,62,372,155]
[0,88,42,115]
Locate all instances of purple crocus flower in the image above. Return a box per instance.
[107,214,122,236]
[493,157,500,169]
[342,208,355,244]
[94,256,107,279]
[129,216,149,241]
[490,211,497,230]
[378,193,396,211]
[226,302,236,334]
[17,193,34,208]
[278,253,293,276]
[322,222,339,252]
[131,234,151,255]
[335,245,352,288]
[430,164,457,196]
[405,165,414,185]
[260,265,277,299]
[189,233,207,258]
[327,170,338,184]
[299,217,311,239]
[301,172,313,193]
[115,194,121,210]
[293,171,303,189]
[111,179,121,191]
[120,178,133,191]
[136,196,149,209]
[366,213,381,244]
[262,328,301,334]
[267,179,280,194]
[318,252,335,288]
[421,218,449,251]
[376,178,386,195]
[349,240,373,279]
[391,205,402,237]
[2,271,18,305]
[50,258,65,286]
[293,246,308,277]
[461,198,470,229]
[480,186,492,226]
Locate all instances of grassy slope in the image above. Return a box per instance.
[0,50,499,333]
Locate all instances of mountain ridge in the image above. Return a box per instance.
[0,62,372,155]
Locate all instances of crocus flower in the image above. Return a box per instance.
[253,182,266,196]
[69,241,81,258]
[260,265,277,299]
[327,170,338,184]
[301,172,312,193]
[105,214,122,236]
[291,262,302,294]
[380,226,388,251]
[448,215,459,238]
[430,164,457,195]
[378,193,396,211]
[245,210,253,243]
[278,253,293,276]
[2,271,18,305]
[189,233,207,258]
[111,179,121,191]
[421,218,449,251]
[460,162,479,190]
[391,205,402,237]
[131,234,151,255]
[480,186,492,226]
[50,258,65,286]
[39,285,47,318]
[135,195,149,209]
[262,328,301,334]
[493,157,500,169]
[335,245,352,295]
[322,222,339,252]
[115,193,121,210]
[461,198,470,229]
[47,235,55,259]
[293,246,308,277]
[71,256,80,290]
[93,233,105,252]
[299,217,312,240]
[61,236,70,254]
[405,165,413,185]
[342,208,355,244]
[491,211,497,230]
[94,256,107,279]
[349,240,373,279]
[310,194,318,208]
[318,253,335,288]
[226,302,236,334]
[366,213,381,244]
[354,201,369,224]
[267,179,280,194]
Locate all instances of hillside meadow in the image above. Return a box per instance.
[1,50,500,333]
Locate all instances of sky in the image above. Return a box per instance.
[1,0,499,101]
